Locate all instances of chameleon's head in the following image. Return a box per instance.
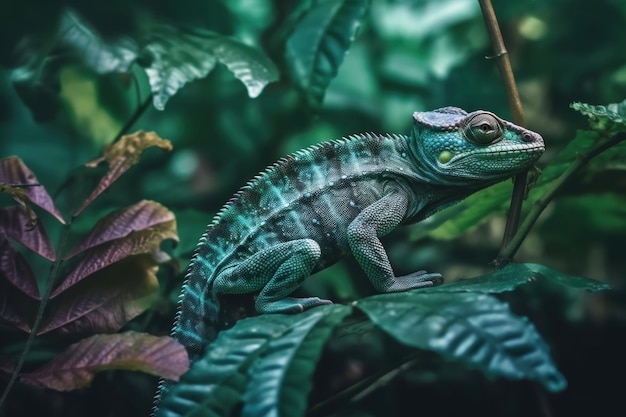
[409,107,545,185]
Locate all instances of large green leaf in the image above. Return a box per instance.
[357,291,567,392]
[142,28,279,109]
[242,304,350,417]
[285,0,370,108]
[426,262,609,294]
[156,305,349,417]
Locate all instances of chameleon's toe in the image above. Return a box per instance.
[256,296,333,314]
[382,271,443,292]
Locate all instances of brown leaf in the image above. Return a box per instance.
[0,235,40,299]
[52,220,176,297]
[65,200,176,259]
[0,207,56,261]
[75,132,173,216]
[39,255,159,335]
[20,332,189,391]
[0,156,65,224]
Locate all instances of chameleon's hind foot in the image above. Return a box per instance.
[380,271,443,293]
[256,296,333,314]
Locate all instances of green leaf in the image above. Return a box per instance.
[20,332,188,391]
[571,98,626,130]
[285,0,370,108]
[357,291,567,392]
[410,181,513,241]
[142,28,279,109]
[243,304,350,417]
[427,262,609,294]
[156,305,350,417]
[156,314,290,417]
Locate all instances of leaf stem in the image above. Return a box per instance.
[477,0,530,264]
[498,131,626,260]
[0,221,72,411]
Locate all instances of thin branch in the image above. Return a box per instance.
[0,222,71,411]
[112,92,153,144]
[478,0,530,265]
[498,132,626,260]
[307,354,420,416]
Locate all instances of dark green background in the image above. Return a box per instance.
[1,0,625,416]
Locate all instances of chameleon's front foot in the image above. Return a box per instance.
[379,271,443,293]
[256,296,333,314]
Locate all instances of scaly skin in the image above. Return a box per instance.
[155,107,544,406]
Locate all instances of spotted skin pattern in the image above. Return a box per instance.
[155,107,544,407]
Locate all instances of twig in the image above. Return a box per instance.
[112,92,153,144]
[498,131,626,260]
[477,0,530,265]
[307,354,420,416]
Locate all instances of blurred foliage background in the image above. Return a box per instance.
[1,0,625,416]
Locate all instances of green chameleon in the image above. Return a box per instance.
[156,107,544,407]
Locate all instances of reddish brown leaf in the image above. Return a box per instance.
[0,207,55,261]
[65,200,176,259]
[75,132,173,216]
[52,221,176,297]
[39,255,159,335]
[0,156,65,224]
[0,235,40,299]
[0,279,33,332]
[20,332,189,391]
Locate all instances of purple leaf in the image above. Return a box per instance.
[0,207,55,261]
[52,221,177,297]
[0,279,33,332]
[0,156,65,224]
[40,255,159,335]
[66,200,176,259]
[0,235,40,299]
[74,132,172,216]
[0,355,15,374]
[20,332,189,391]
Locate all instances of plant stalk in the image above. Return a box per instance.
[478,0,530,265]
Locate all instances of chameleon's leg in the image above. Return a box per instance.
[347,186,443,292]
[213,239,332,314]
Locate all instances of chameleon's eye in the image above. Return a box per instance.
[464,113,503,145]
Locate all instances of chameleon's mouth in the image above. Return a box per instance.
[443,144,545,165]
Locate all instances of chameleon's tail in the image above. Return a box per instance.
[152,274,220,415]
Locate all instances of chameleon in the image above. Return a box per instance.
[155,107,544,408]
